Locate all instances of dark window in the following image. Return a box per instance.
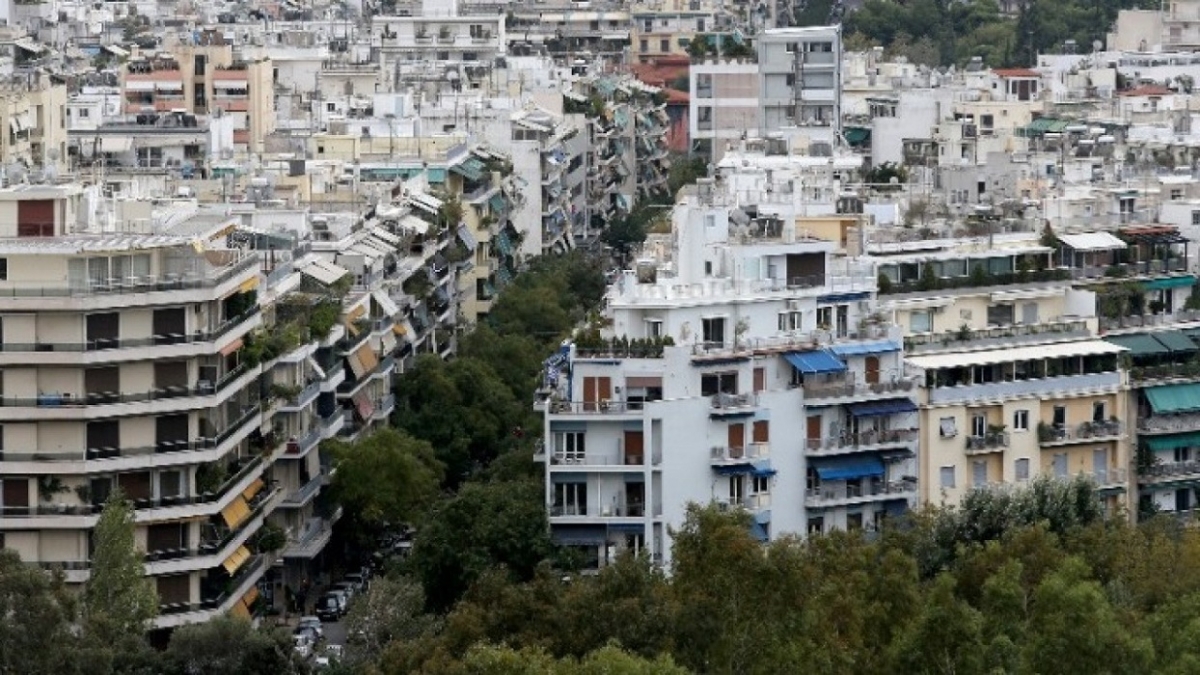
[154,361,189,397]
[0,258,8,280]
[700,371,738,396]
[85,312,119,350]
[152,307,187,345]
[86,420,120,458]
[17,200,54,237]
[155,414,189,452]
[156,574,190,606]
[117,471,152,501]
[1,478,29,512]
[147,523,185,553]
[84,366,120,404]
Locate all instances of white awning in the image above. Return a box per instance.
[349,243,381,260]
[906,340,1127,371]
[372,290,399,318]
[301,259,348,285]
[104,44,129,57]
[1058,232,1127,251]
[155,80,184,91]
[407,192,442,214]
[124,80,156,92]
[990,288,1064,303]
[370,227,402,245]
[14,38,44,54]
[360,237,394,257]
[398,214,430,235]
[881,296,955,311]
[99,136,133,153]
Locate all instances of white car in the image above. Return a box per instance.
[297,616,324,640]
[292,634,313,659]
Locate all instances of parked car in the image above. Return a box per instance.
[298,616,324,638]
[330,581,356,603]
[315,593,342,622]
[344,573,367,594]
[329,589,350,615]
[293,625,320,646]
[292,633,313,659]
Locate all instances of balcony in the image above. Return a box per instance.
[1139,413,1200,435]
[710,442,770,465]
[805,478,917,508]
[805,429,918,456]
[280,470,325,508]
[372,393,395,422]
[548,399,645,416]
[154,553,269,629]
[0,308,261,365]
[277,379,320,412]
[283,427,321,458]
[903,319,1091,354]
[282,507,343,559]
[1140,461,1200,484]
[318,410,346,439]
[549,501,652,518]
[802,373,917,402]
[928,371,1121,406]
[965,431,1010,454]
[143,484,282,576]
[1068,259,1189,281]
[1038,420,1123,446]
[709,392,758,416]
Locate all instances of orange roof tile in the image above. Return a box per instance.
[992,68,1040,78]
[1119,85,1172,97]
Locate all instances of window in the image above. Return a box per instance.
[1015,458,1030,481]
[728,475,744,503]
[553,431,586,462]
[79,108,90,118]
[939,417,957,438]
[660,39,669,52]
[972,460,987,487]
[696,73,713,98]
[701,317,726,346]
[940,466,956,488]
[646,319,663,338]
[980,114,994,133]
[1093,401,1107,422]
[1178,447,1193,463]
[816,306,833,330]
[1171,189,1183,200]
[986,304,1015,326]
[909,310,932,333]
[1052,452,1068,478]
[697,106,713,131]
[701,371,738,396]
[1013,410,1029,431]
[1052,405,1066,428]
[640,39,648,53]
[971,414,986,438]
[777,310,802,332]
[1192,210,1200,226]
[0,258,7,281]
[752,475,770,493]
[553,482,587,515]
[326,102,336,112]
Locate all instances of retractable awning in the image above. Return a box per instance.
[1106,333,1169,357]
[1155,331,1198,352]
[372,290,399,318]
[783,350,846,374]
[220,497,251,529]
[1146,383,1200,414]
[829,340,902,357]
[1059,232,1127,251]
[847,398,918,417]
[1146,432,1200,452]
[1145,275,1196,291]
[241,477,264,501]
[552,525,607,546]
[714,460,775,477]
[301,259,349,285]
[222,545,251,575]
[814,456,885,481]
[355,344,379,373]
[457,224,478,251]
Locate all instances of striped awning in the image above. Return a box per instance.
[241,477,264,501]
[220,497,251,529]
[222,545,251,575]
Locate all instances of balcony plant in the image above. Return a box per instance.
[196,462,228,495]
[38,476,67,502]
[254,522,287,553]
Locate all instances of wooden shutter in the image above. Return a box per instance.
[753,420,769,443]
[807,415,822,443]
[753,367,765,393]
[623,430,644,464]
[727,423,745,454]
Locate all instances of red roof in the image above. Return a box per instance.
[1120,85,1172,97]
[992,68,1040,79]
[665,89,689,104]
[629,56,690,89]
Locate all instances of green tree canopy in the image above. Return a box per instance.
[0,550,82,674]
[162,616,307,675]
[327,428,443,535]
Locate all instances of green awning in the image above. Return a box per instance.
[488,194,506,214]
[1146,431,1200,452]
[425,168,447,183]
[1145,275,1196,291]
[1023,118,1070,136]
[1156,331,1198,352]
[844,127,871,147]
[1146,383,1200,414]
[1105,333,1169,357]
[451,157,486,182]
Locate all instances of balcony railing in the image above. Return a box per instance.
[0,255,256,298]
[710,443,770,463]
[805,479,917,507]
[928,371,1121,406]
[1139,413,1200,434]
[285,427,321,456]
[710,392,757,413]
[1067,259,1188,281]
[0,308,259,353]
[159,554,266,617]
[549,502,647,517]
[966,432,1010,452]
[282,472,325,507]
[1131,362,1200,383]
[903,319,1090,353]
[802,373,916,400]
[806,429,918,452]
[1038,420,1123,445]
[144,484,280,562]
[548,399,645,414]
[11,364,251,409]
[1141,461,1200,482]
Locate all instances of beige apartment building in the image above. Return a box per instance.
[0,71,68,172]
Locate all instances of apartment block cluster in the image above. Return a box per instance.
[0,0,700,630]
[536,1,1200,570]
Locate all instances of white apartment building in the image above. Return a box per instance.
[757,26,842,148]
[538,176,915,569]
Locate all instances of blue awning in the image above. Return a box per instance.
[818,291,870,304]
[783,350,847,374]
[488,194,506,214]
[457,224,477,251]
[750,521,769,542]
[814,456,885,481]
[714,459,775,476]
[830,340,902,357]
[1145,275,1196,291]
[847,398,918,417]
[424,167,447,183]
[607,522,645,534]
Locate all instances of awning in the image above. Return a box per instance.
[104,44,129,57]
[847,398,918,417]
[372,290,399,318]
[155,80,184,91]
[714,460,775,476]
[230,601,251,620]
[783,350,846,374]
[1146,432,1200,452]
[14,38,44,54]
[353,392,375,420]
[1105,333,1169,357]
[1145,275,1196,291]
[219,338,244,357]
[829,340,902,357]
[347,351,366,379]
[222,545,251,575]
[450,157,486,181]
[220,497,251,529]
[123,80,156,92]
[750,521,769,542]
[814,456,885,481]
[99,136,133,153]
[457,224,478,251]
[346,304,367,323]
[488,194,506,214]
[1058,232,1127,251]
[425,167,447,183]
[398,214,430,235]
[1156,331,1198,352]
[370,227,402,245]
[301,259,349,285]
[552,524,607,546]
[355,344,379,373]
[1146,383,1200,414]
[607,522,645,534]
[844,126,871,147]
[241,477,264,501]
[237,277,258,294]
[241,585,259,608]
[906,340,1126,370]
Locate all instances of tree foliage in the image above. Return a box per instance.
[162,616,308,675]
[0,550,82,675]
[326,428,443,537]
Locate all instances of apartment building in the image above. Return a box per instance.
[372,0,505,90]
[757,26,842,147]
[537,162,914,568]
[503,0,630,58]
[631,0,729,63]
[689,59,760,162]
[0,71,68,172]
[0,186,277,628]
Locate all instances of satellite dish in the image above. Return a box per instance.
[1092,40,1102,53]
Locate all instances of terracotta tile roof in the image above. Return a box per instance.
[992,68,1040,78]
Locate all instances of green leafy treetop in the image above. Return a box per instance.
[82,489,159,656]
[0,549,83,674]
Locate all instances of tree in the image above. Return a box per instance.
[430,643,690,675]
[343,576,438,668]
[326,428,443,535]
[0,550,82,675]
[81,489,158,666]
[410,480,554,612]
[162,616,306,675]
[887,573,987,674]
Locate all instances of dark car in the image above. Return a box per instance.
[315,593,342,622]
